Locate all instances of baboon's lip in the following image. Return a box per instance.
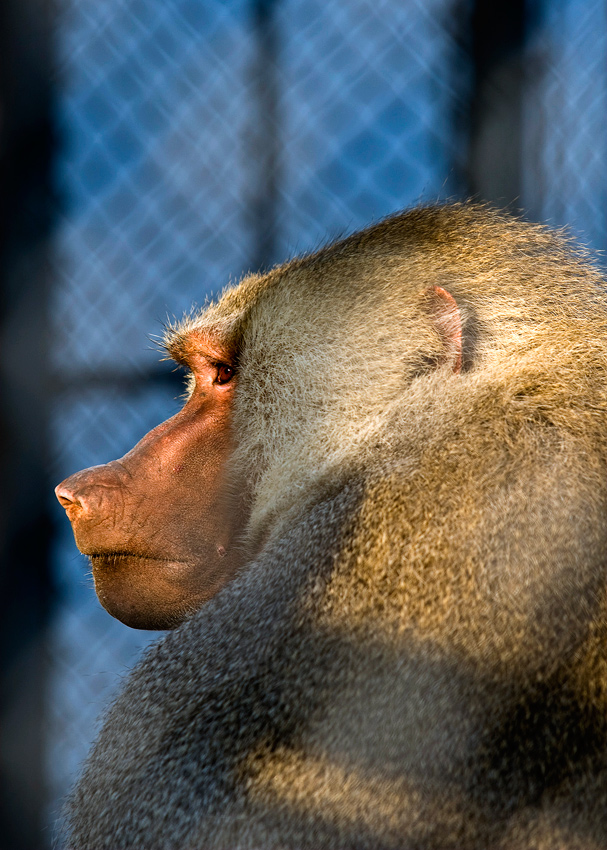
[88,552,191,566]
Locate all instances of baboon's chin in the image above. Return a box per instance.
[90,553,205,630]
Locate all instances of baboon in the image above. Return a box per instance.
[56,204,607,849]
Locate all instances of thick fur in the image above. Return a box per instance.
[65,205,607,849]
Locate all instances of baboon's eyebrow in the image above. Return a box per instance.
[162,324,236,367]
[161,325,192,365]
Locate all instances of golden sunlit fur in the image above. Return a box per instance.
[66,204,607,849]
[167,204,607,542]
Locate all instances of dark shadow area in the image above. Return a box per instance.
[466,0,526,206]
[0,1,57,847]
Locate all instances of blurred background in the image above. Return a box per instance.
[0,0,605,846]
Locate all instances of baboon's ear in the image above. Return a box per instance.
[422,285,462,374]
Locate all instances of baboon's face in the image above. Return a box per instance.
[56,333,247,630]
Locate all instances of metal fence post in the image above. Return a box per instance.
[249,0,282,272]
[467,0,527,205]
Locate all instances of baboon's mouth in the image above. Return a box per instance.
[88,552,192,568]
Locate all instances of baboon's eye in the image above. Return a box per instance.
[216,364,235,385]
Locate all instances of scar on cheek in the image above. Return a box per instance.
[217,545,226,557]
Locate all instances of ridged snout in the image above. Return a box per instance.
[55,463,128,548]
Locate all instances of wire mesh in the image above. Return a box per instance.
[52,0,255,375]
[272,0,469,256]
[523,0,607,254]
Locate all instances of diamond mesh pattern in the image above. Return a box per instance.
[523,0,607,253]
[275,0,468,256]
[53,0,254,375]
